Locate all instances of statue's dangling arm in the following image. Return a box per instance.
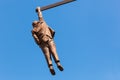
[32,30,40,45]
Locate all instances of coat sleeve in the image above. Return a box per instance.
[31,30,40,45]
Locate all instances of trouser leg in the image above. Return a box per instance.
[48,40,60,63]
[48,41,64,71]
[41,46,52,67]
[40,45,56,75]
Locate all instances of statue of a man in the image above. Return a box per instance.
[31,7,64,75]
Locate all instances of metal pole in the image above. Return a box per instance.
[41,0,76,11]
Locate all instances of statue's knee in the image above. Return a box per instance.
[44,52,50,56]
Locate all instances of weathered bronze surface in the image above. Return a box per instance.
[31,7,64,75]
[31,0,76,75]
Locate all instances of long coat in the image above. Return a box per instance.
[32,18,55,45]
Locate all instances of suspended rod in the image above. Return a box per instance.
[41,0,76,11]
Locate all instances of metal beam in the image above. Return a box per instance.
[41,0,76,11]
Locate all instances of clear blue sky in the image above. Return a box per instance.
[0,0,120,80]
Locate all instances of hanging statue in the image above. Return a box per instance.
[31,7,64,75]
[31,0,76,75]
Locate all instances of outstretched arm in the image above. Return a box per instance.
[36,7,43,21]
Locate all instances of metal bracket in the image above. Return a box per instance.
[41,0,76,11]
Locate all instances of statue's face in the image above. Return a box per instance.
[32,21,39,28]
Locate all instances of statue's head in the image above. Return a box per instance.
[32,20,39,27]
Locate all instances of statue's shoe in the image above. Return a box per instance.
[50,68,55,75]
[57,65,64,71]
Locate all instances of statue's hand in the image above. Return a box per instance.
[36,6,42,18]
[36,40,40,45]
[36,7,41,13]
